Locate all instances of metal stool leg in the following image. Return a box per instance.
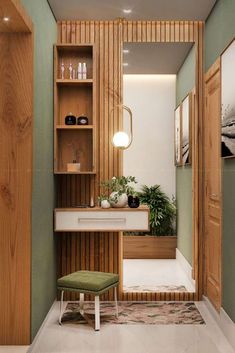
[59,290,64,325]
[80,293,84,315]
[114,287,118,318]
[95,295,100,331]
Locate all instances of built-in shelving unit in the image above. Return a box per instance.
[54,44,96,175]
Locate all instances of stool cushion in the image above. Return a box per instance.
[57,271,119,293]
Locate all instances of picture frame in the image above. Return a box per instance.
[221,38,235,158]
[174,104,181,166]
[181,94,192,165]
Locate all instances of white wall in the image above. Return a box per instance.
[123,74,176,198]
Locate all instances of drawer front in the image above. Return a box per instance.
[55,210,149,232]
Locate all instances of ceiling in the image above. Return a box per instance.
[48,0,216,21]
[123,43,193,74]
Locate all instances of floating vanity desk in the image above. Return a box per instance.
[54,206,149,232]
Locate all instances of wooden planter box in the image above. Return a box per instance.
[123,235,177,259]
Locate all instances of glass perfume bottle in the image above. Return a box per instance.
[77,62,82,80]
[82,62,87,79]
[69,63,73,80]
[61,61,65,80]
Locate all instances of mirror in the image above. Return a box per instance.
[122,42,196,294]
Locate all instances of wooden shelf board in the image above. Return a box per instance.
[56,125,94,130]
[56,79,93,85]
[56,44,94,49]
[54,171,96,175]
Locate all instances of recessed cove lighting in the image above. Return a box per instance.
[123,49,130,54]
[3,17,10,22]
[123,63,129,67]
[123,9,132,14]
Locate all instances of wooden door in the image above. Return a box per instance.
[204,59,222,311]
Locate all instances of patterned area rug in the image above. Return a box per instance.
[123,285,188,292]
[62,302,205,325]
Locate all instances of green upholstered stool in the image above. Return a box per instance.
[57,270,119,331]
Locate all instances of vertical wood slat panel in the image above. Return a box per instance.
[56,20,200,302]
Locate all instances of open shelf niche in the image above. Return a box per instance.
[54,44,96,175]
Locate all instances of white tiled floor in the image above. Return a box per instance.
[14,301,234,353]
[123,259,195,291]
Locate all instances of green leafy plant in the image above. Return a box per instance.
[98,194,111,203]
[100,176,137,203]
[138,184,176,236]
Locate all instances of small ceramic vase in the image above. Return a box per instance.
[110,192,128,208]
[101,200,111,209]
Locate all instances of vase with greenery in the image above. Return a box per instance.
[100,176,137,208]
[138,184,176,235]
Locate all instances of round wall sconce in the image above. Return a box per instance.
[111,105,133,150]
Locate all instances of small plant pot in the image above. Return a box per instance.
[110,192,128,208]
[128,195,140,208]
[101,200,111,209]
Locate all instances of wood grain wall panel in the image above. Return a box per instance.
[57,20,203,302]
[120,20,196,42]
[0,32,33,344]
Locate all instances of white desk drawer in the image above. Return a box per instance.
[55,207,149,232]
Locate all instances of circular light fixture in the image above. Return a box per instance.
[112,131,130,149]
[111,105,133,150]
[3,17,10,22]
[123,62,129,67]
[123,9,132,14]
[123,49,130,54]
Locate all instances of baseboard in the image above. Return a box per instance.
[203,296,235,350]
[176,248,195,290]
[27,300,57,353]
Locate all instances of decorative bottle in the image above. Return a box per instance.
[61,62,65,80]
[78,62,82,80]
[69,63,73,80]
[82,63,87,79]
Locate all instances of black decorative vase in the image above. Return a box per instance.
[65,113,76,125]
[128,195,140,208]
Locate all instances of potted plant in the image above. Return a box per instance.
[100,176,137,208]
[123,184,177,259]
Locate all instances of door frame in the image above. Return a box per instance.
[120,20,205,301]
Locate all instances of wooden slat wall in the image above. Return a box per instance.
[57,20,204,302]
[57,21,123,301]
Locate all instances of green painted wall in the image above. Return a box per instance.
[176,0,235,322]
[205,0,235,71]
[176,46,195,265]
[20,0,57,339]
[176,45,195,107]
[176,167,193,264]
[205,0,235,322]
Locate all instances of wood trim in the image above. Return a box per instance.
[56,20,204,302]
[205,58,220,83]
[203,59,222,309]
[120,291,195,301]
[195,22,204,301]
